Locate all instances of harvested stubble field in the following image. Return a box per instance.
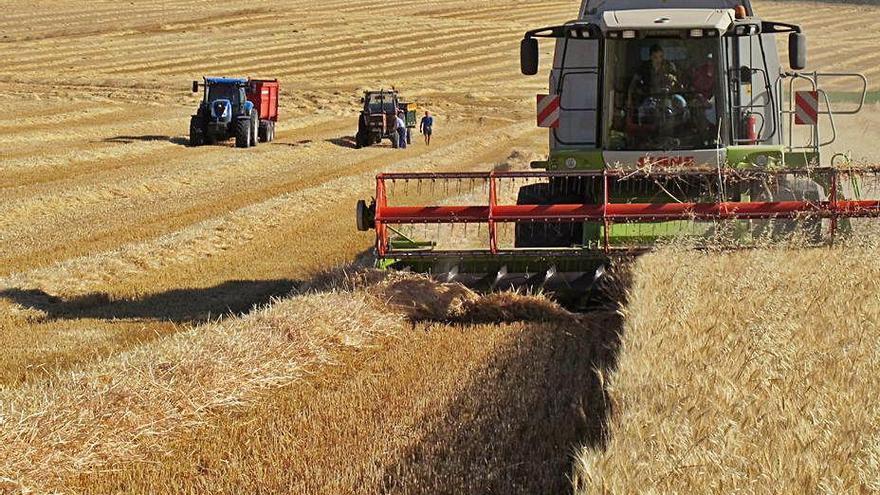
[2,0,880,493]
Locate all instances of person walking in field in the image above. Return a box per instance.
[395,111,407,149]
[420,111,434,145]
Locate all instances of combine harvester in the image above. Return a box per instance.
[356,0,878,303]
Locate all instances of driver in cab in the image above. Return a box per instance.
[627,44,681,112]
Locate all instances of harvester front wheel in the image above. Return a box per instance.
[235,117,250,148]
[514,183,584,248]
[188,116,204,147]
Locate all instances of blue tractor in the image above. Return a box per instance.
[189,77,260,148]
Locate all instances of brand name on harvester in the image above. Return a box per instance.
[637,156,696,167]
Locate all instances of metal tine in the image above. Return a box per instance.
[491,265,509,291]
[447,264,459,283]
[541,264,558,289]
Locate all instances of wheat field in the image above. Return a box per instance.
[573,245,880,493]
[1,0,880,493]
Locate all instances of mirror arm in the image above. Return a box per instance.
[761,20,801,34]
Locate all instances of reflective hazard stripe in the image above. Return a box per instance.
[795,90,819,125]
[537,94,560,128]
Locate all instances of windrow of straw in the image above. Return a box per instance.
[0,269,577,493]
[0,287,402,492]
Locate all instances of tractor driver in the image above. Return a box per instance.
[627,44,684,128]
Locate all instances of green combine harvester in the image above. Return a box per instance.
[356,0,878,302]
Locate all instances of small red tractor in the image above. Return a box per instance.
[355,89,417,148]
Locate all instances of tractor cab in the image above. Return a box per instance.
[195,77,249,125]
[606,34,723,151]
[363,90,400,115]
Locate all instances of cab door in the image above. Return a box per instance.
[551,37,600,149]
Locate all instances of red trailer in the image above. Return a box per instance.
[247,78,279,142]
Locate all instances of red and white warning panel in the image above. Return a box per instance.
[536,94,560,128]
[795,90,819,125]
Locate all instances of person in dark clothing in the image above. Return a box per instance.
[419,111,434,145]
[627,44,681,118]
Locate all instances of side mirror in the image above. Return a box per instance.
[192,80,199,93]
[788,32,807,70]
[520,37,539,75]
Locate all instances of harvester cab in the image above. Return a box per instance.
[356,0,878,304]
[356,89,416,148]
[189,77,279,148]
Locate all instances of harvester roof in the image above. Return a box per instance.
[581,0,751,17]
[600,8,735,31]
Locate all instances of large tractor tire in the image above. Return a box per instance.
[355,117,369,149]
[250,114,259,147]
[514,183,584,248]
[235,117,251,148]
[188,116,204,147]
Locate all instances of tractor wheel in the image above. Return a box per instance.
[235,117,250,148]
[188,116,203,147]
[514,183,584,248]
[250,115,259,147]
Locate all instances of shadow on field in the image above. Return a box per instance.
[104,135,189,146]
[0,251,377,324]
[0,280,297,324]
[326,136,358,148]
[380,267,631,495]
